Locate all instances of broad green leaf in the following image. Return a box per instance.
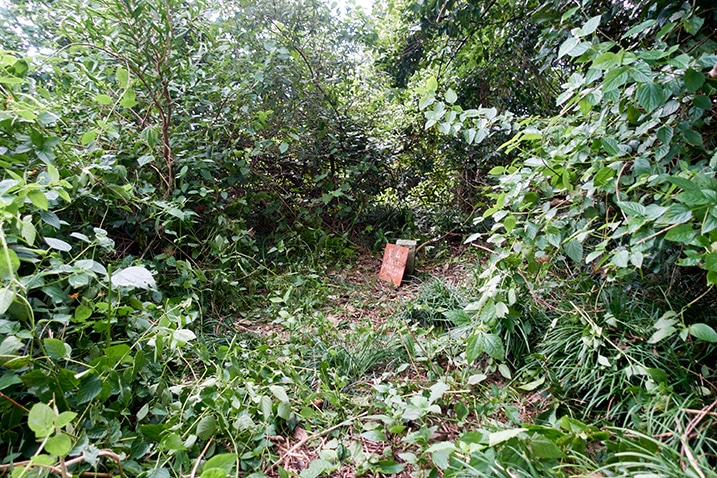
[617,201,646,217]
[443,309,471,326]
[503,215,517,233]
[21,216,36,245]
[279,142,289,154]
[200,469,226,478]
[0,371,22,391]
[429,381,450,403]
[77,375,103,404]
[162,433,185,450]
[498,363,512,379]
[563,240,583,263]
[594,167,615,186]
[648,326,676,344]
[0,288,15,315]
[120,89,138,108]
[55,411,77,428]
[361,430,386,442]
[445,88,457,104]
[603,67,629,91]
[44,338,70,360]
[173,329,196,344]
[660,203,693,225]
[636,82,665,113]
[377,460,405,474]
[581,15,601,36]
[204,454,237,473]
[44,237,72,252]
[683,129,703,146]
[0,247,20,280]
[488,428,526,447]
[665,224,695,243]
[530,434,566,458]
[518,376,545,391]
[558,37,580,59]
[688,323,717,343]
[116,67,129,88]
[426,76,437,92]
[299,459,335,478]
[28,190,49,210]
[622,19,656,38]
[277,400,291,420]
[592,52,618,70]
[196,416,217,440]
[80,130,97,145]
[269,385,290,402]
[694,95,712,110]
[612,250,629,268]
[45,433,72,456]
[28,403,55,438]
[703,253,717,272]
[94,94,113,105]
[601,137,620,156]
[111,266,156,289]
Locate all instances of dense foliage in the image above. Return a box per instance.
[1,0,716,476]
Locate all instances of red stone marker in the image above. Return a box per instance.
[379,243,409,287]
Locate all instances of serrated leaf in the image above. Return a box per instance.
[443,309,472,326]
[637,82,665,113]
[689,323,717,343]
[660,203,692,225]
[111,266,156,289]
[45,433,72,456]
[28,403,55,438]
